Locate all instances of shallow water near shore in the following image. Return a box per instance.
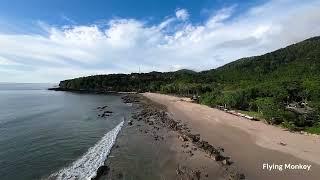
[0,83,131,180]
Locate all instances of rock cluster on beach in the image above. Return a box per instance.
[121,94,246,180]
[93,94,245,180]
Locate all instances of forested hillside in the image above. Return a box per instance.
[58,37,320,133]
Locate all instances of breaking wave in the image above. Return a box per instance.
[49,121,124,180]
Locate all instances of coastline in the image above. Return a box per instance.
[46,88,320,179]
[97,94,244,180]
[143,92,320,180]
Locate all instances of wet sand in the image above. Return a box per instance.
[143,92,320,180]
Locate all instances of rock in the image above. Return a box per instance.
[187,133,200,142]
[121,95,140,103]
[92,166,109,180]
[217,147,224,152]
[212,154,224,161]
[194,170,201,180]
[104,110,113,114]
[279,142,287,146]
[178,135,188,142]
[176,167,182,175]
[231,173,246,180]
[128,120,133,126]
[182,143,189,148]
[222,159,231,165]
[239,173,246,179]
[186,150,194,156]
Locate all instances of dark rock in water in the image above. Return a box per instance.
[128,120,133,126]
[97,105,108,110]
[104,110,113,114]
[92,165,110,180]
[100,113,110,118]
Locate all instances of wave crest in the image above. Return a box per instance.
[49,121,124,180]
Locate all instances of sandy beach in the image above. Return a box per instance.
[101,94,243,180]
[142,92,320,180]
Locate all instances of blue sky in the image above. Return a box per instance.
[0,0,320,83]
[0,0,263,25]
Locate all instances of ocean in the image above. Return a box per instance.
[0,83,130,180]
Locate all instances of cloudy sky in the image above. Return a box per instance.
[0,0,320,83]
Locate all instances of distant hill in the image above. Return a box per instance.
[208,36,320,84]
[58,36,320,133]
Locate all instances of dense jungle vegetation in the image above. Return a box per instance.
[58,37,320,133]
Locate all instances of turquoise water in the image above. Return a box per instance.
[0,83,130,180]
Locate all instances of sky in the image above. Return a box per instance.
[0,0,320,83]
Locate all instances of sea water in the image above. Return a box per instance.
[0,83,129,180]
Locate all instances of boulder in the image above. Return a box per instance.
[212,154,224,161]
[178,135,188,142]
[187,133,200,142]
[222,159,231,165]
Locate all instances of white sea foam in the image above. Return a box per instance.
[49,121,124,180]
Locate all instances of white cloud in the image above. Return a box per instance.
[206,5,236,28]
[0,56,20,65]
[175,9,189,21]
[0,0,320,83]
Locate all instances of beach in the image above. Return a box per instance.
[100,94,243,180]
[141,92,320,180]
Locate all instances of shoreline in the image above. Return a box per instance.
[143,92,320,180]
[97,94,244,179]
[48,89,320,179]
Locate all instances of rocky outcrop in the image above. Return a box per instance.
[125,94,246,180]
